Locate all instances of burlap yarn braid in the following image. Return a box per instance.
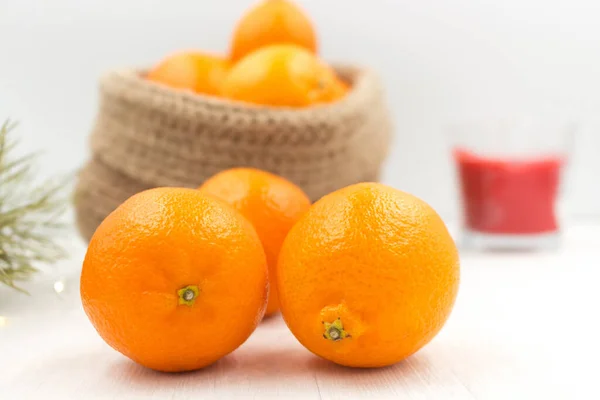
[74,65,393,241]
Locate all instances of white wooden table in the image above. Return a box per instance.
[2,226,599,399]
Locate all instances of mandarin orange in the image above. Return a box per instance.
[199,168,311,316]
[146,51,229,95]
[80,187,268,372]
[229,0,317,62]
[221,44,347,107]
[277,183,460,367]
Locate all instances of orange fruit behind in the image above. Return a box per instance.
[277,183,460,368]
[199,168,311,316]
[146,52,229,95]
[221,44,348,107]
[80,187,268,372]
[229,0,317,62]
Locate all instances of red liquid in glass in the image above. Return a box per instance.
[455,149,563,234]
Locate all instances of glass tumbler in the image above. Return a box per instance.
[449,118,576,251]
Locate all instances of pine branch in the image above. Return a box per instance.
[0,120,68,293]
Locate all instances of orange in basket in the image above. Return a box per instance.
[221,44,348,107]
[229,0,317,62]
[147,51,229,95]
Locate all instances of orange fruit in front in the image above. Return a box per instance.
[229,0,317,62]
[221,44,348,107]
[146,51,229,95]
[199,168,311,316]
[80,187,268,372]
[277,183,460,368]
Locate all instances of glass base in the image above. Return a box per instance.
[459,229,561,252]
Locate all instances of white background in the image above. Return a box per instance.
[2,0,600,221]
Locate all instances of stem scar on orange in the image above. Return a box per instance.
[199,168,312,317]
[276,183,460,368]
[80,187,268,372]
[229,0,318,62]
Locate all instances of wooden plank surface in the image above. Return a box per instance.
[2,227,600,399]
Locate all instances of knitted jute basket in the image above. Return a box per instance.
[74,65,393,241]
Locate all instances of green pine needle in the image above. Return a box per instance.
[0,120,68,293]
